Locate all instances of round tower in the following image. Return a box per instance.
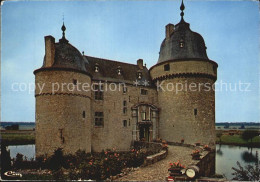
[150,1,217,146]
[34,24,92,156]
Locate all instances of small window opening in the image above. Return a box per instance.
[164,64,170,71]
[141,89,148,95]
[95,112,104,126]
[194,108,197,116]
[141,112,146,121]
[137,72,142,79]
[123,120,127,127]
[73,79,77,85]
[83,111,85,118]
[123,86,127,93]
[94,84,104,100]
[94,64,99,72]
[123,100,127,114]
[117,67,122,75]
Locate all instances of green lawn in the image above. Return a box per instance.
[216,134,260,146]
[1,132,35,145]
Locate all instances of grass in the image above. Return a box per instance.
[1,132,35,145]
[216,134,260,147]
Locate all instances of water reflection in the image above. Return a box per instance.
[216,144,223,156]
[216,144,260,180]
[241,151,258,163]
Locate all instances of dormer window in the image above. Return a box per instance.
[94,64,99,73]
[137,72,142,79]
[117,66,122,75]
[179,39,184,48]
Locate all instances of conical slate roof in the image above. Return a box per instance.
[157,1,209,64]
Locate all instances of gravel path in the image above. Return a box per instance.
[118,145,194,181]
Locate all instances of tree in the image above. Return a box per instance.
[1,145,12,177]
[232,151,259,181]
[5,124,19,130]
[242,130,259,143]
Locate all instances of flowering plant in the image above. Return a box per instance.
[191,150,201,160]
[169,161,185,169]
[203,145,211,151]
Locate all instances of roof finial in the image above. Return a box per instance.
[180,0,185,20]
[61,14,66,39]
[59,14,69,43]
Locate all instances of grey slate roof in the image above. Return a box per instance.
[158,19,209,64]
[42,36,151,85]
[85,56,151,85]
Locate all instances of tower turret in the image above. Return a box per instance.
[150,0,218,146]
[34,23,92,156]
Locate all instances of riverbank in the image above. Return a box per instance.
[1,130,35,145]
[216,135,260,148]
[1,130,259,147]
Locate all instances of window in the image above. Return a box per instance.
[73,79,77,85]
[137,72,142,79]
[95,112,104,126]
[123,100,127,114]
[94,84,103,100]
[179,38,184,48]
[123,86,127,94]
[141,89,148,95]
[123,120,127,127]
[164,64,170,71]
[141,112,146,121]
[194,108,197,116]
[94,64,99,72]
[82,111,85,118]
[117,66,122,75]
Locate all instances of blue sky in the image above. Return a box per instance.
[1,0,259,122]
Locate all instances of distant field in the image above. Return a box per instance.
[216,134,260,147]
[215,122,260,130]
[1,130,35,145]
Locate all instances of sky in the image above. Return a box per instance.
[1,0,259,123]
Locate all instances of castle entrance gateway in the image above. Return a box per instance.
[131,103,159,141]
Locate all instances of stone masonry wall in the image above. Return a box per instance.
[91,82,158,152]
[35,70,92,156]
[150,60,217,146]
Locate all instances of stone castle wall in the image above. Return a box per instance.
[91,82,158,152]
[150,60,217,146]
[35,70,92,156]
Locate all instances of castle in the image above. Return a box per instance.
[34,1,217,156]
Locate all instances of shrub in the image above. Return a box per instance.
[232,151,259,181]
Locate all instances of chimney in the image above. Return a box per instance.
[137,59,143,69]
[165,24,174,40]
[44,36,55,67]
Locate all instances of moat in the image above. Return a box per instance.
[7,144,260,180]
